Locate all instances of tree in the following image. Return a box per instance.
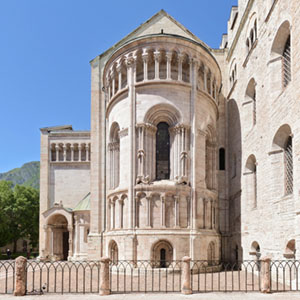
[0,181,39,252]
[0,181,15,247]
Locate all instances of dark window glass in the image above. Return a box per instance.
[219,148,225,170]
[156,122,170,180]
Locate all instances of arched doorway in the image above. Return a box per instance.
[47,214,69,260]
[152,240,173,268]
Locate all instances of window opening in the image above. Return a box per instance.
[284,136,293,194]
[219,148,225,170]
[283,35,291,87]
[156,122,170,180]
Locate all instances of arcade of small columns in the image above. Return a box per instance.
[107,192,218,231]
[50,142,91,162]
[105,45,219,104]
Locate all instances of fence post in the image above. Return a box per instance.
[181,256,192,295]
[260,257,271,293]
[14,256,27,296]
[100,256,111,296]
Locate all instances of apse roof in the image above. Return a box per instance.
[92,9,211,62]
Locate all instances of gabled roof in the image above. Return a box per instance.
[93,9,210,62]
[73,192,90,211]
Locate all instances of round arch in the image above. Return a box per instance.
[144,103,181,127]
[151,240,173,268]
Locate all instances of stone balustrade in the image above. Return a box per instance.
[50,142,91,162]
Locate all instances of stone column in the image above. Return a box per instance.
[178,53,184,81]
[154,50,161,80]
[68,226,73,258]
[119,199,124,229]
[71,145,74,161]
[146,196,151,228]
[63,144,67,161]
[161,195,166,228]
[111,200,116,229]
[79,144,82,162]
[203,66,208,92]
[85,144,89,162]
[99,257,111,296]
[181,256,192,295]
[260,257,271,293]
[136,124,146,183]
[166,51,172,80]
[14,256,27,296]
[142,49,149,81]
[55,145,59,161]
[116,61,122,91]
[135,196,139,228]
[125,53,137,229]
[74,215,80,256]
[110,68,115,97]
[174,196,180,228]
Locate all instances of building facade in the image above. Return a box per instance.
[39,0,300,263]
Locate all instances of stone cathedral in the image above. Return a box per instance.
[39,0,300,263]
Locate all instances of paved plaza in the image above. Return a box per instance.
[1,292,300,300]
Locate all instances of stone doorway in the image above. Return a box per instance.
[47,214,70,260]
[152,240,173,268]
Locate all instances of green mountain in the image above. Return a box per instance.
[0,161,40,189]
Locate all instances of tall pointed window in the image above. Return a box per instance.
[284,136,293,194]
[156,122,170,180]
[283,35,291,87]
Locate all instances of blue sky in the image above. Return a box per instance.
[0,0,237,173]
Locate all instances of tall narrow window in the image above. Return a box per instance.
[283,35,291,87]
[219,148,225,170]
[156,122,170,180]
[284,136,293,194]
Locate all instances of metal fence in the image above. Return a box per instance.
[1,259,300,294]
[0,260,14,294]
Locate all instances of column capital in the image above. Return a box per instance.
[166,51,173,61]
[177,52,185,62]
[125,53,137,68]
[153,50,161,62]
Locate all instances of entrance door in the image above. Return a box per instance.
[63,231,69,260]
[160,248,166,268]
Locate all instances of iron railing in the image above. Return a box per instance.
[25,260,101,294]
[191,260,260,292]
[110,260,182,293]
[0,260,15,294]
[270,260,300,292]
[1,259,300,294]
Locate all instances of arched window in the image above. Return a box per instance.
[284,136,293,195]
[272,124,293,196]
[156,122,170,180]
[283,35,291,87]
[152,240,173,268]
[284,239,295,259]
[245,78,257,130]
[219,148,225,170]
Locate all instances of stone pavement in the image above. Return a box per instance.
[1,293,300,300]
